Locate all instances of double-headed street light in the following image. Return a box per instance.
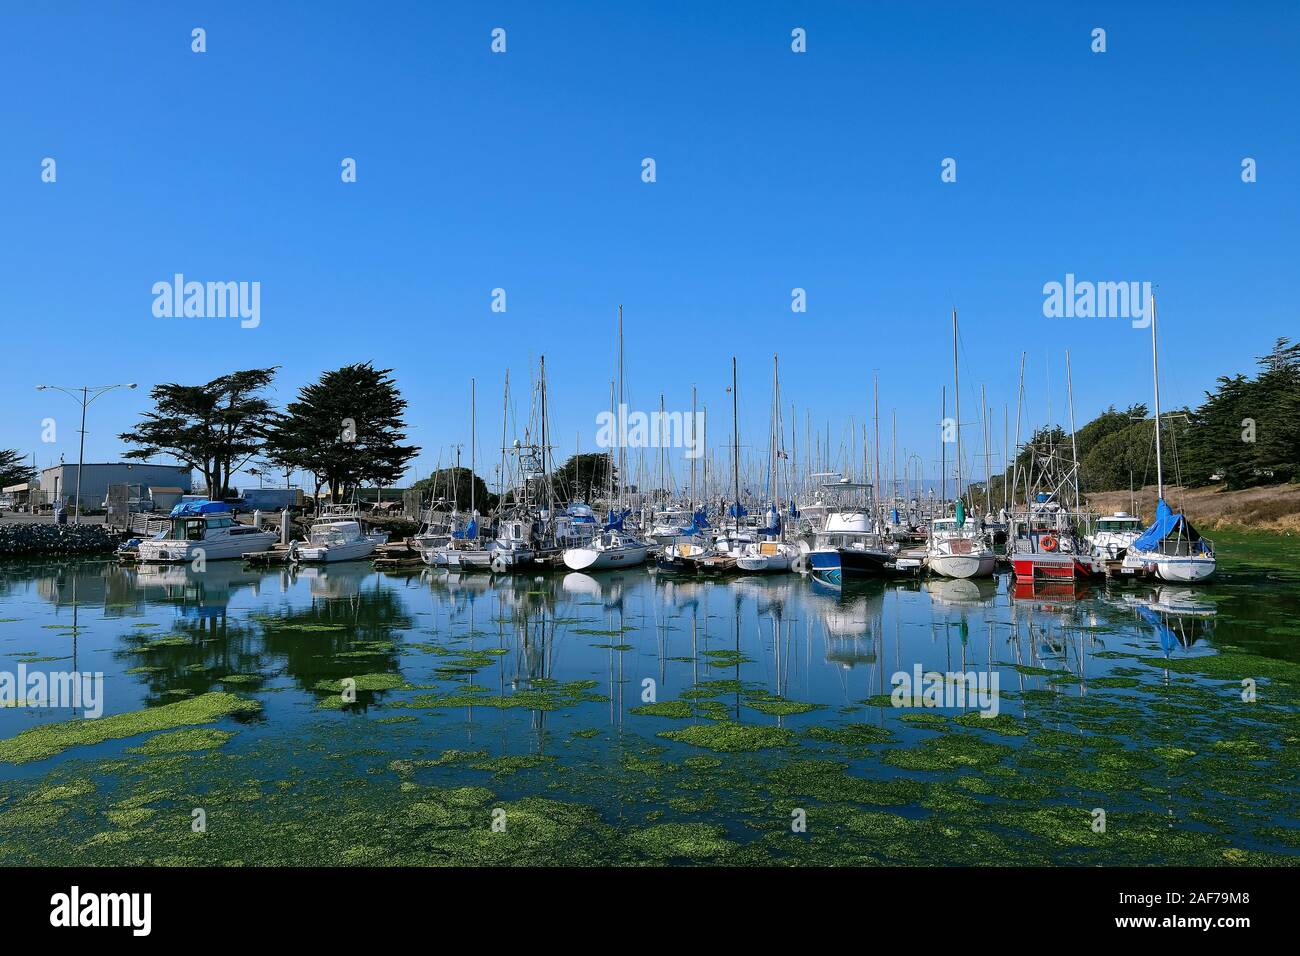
[35,383,137,523]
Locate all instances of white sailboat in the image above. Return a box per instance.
[1122,295,1216,583]
[927,310,996,579]
[560,305,650,572]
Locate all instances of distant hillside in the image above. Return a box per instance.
[1085,482,1300,534]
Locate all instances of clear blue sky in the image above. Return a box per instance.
[2,1,1296,492]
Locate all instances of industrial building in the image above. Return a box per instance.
[38,462,192,509]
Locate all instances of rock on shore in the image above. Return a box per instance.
[0,524,119,558]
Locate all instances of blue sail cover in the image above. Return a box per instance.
[675,508,711,536]
[453,516,478,540]
[1132,498,1201,552]
[604,508,631,531]
[759,506,781,536]
[169,500,231,517]
[727,502,748,518]
[788,499,800,518]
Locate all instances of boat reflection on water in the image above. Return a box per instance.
[130,560,270,621]
[1121,586,1217,653]
[288,561,375,600]
[925,576,998,608]
[1011,577,1095,604]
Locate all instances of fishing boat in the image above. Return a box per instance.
[1120,295,1216,583]
[798,480,917,579]
[137,500,278,563]
[290,505,388,563]
[1006,349,1106,584]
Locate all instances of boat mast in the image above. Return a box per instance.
[470,377,477,517]
[617,304,625,508]
[1150,293,1165,501]
[731,356,740,525]
[1066,350,1081,513]
[940,385,947,506]
[952,309,962,510]
[690,384,697,507]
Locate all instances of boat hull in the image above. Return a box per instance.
[563,545,649,571]
[138,532,278,563]
[1154,555,1216,583]
[1010,550,1103,581]
[927,551,996,579]
[295,536,383,563]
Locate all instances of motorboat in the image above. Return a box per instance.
[1086,511,1145,560]
[290,506,388,563]
[136,500,277,563]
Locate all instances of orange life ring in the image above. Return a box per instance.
[1041,534,1058,552]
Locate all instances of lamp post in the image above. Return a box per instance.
[35,383,137,523]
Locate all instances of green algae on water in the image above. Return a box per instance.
[0,692,261,764]
[658,722,794,753]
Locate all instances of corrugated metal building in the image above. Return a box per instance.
[39,462,192,508]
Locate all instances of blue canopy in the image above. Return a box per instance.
[1133,498,1202,552]
[453,516,478,540]
[169,499,231,517]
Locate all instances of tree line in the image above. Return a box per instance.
[973,337,1299,502]
[116,364,419,502]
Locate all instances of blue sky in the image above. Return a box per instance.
[2,1,1296,493]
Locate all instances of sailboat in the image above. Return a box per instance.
[927,310,996,579]
[1121,295,1216,583]
[562,305,650,572]
[737,356,799,573]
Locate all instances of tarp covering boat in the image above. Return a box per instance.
[169,499,232,517]
[1132,498,1204,552]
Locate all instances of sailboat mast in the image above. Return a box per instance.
[731,356,740,521]
[690,385,697,506]
[940,386,947,505]
[617,304,625,505]
[1150,293,1164,501]
[475,377,480,520]
[1066,350,1081,513]
[952,309,962,507]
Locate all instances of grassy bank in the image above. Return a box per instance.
[1085,482,1300,534]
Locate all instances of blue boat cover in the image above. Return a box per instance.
[169,500,232,517]
[728,501,748,518]
[1132,498,1202,552]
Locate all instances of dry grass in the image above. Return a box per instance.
[1084,483,1300,533]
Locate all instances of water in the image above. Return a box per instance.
[0,548,1297,865]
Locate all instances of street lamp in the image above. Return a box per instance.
[35,383,137,523]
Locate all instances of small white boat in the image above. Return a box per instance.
[736,539,799,573]
[291,507,388,563]
[562,529,649,572]
[137,501,277,563]
[926,515,996,579]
